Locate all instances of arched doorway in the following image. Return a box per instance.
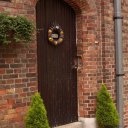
[36,0,77,126]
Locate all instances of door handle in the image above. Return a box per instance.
[72,57,78,69]
[72,64,78,69]
[72,56,82,70]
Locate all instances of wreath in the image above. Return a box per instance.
[48,25,64,46]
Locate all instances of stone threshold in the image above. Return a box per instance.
[53,122,83,128]
[53,118,97,128]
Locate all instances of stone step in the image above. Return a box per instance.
[53,122,83,128]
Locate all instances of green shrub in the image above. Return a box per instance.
[0,13,34,44]
[96,84,119,128]
[25,92,50,128]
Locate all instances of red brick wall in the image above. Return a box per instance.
[0,0,37,127]
[0,0,128,127]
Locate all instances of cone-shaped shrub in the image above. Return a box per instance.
[25,92,50,128]
[96,84,119,128]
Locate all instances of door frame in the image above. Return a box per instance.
[35,0,98,121]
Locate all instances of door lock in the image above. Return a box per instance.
[72,57,78,69]
[72,56,82,70]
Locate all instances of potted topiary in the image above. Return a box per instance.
[25,92,50,128]
[96,84,119,128]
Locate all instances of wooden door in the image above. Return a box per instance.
[36,0,77,127]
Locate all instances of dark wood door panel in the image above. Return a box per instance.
[36,0,77,126]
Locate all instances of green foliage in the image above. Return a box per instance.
[96,84,119,128]
[0,13,34,45]
[25,93,50,128]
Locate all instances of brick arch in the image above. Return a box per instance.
[34,0,97,13]
[64,0,97,13]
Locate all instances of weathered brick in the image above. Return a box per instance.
[10,64,23,68]
[12,103,26,109]
[15,84,26,88]
[6,69,13,74]
[0,90,6,95]
[0,69,6,74]
[0,64,9,68]
[26,73,36,77]
[2,54,17,58]
[4,94,18,100]
[15,79,22,84]
[3,74,18,79]
[0,85,11,90]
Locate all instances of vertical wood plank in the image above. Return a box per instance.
[36,0,78,126]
